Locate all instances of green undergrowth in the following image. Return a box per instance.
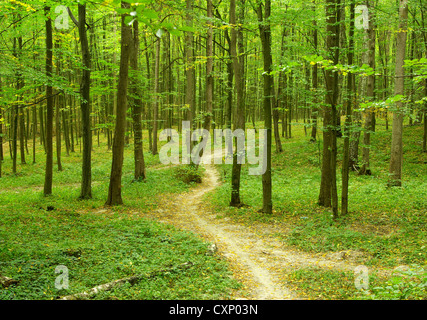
[284,264,426,300]
[207,120,426,299]
[0,136,240,300]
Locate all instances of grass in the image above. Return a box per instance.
[1,119,425,300]
[0,133,241,300]
[207,118,426,299]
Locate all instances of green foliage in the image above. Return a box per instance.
[173,165,203,184]
[285,265,426,300]
[0,137,239,300]
[286,267,362,300]
[365,265,427,300]
[208,121,426,299]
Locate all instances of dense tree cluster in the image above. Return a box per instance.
[0,0,426,216]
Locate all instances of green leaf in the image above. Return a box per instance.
[179,25,197,33]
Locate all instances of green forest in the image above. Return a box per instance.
[0,0,426,302]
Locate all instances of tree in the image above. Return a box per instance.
[318,0,341,212]
[185,0,196,133]
[359,0,376,176]
[316,0,342,218]
[230,0,246,207]
[256,0,273,214]
[151,31,160,156]
[204,0,214,135]
[388,0,409,187]
[77,4,92,200]
[43,6,53,196]
[311,1,319,142]
[130,20,146,181]
[68,4,92,199]
[105,1,132,206]
[341,0,356,216]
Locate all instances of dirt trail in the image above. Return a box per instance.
[147,156,373,300]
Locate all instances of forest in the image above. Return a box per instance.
[0,0,426,301]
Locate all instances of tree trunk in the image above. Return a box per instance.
[151,36,160,156]
[205,0,214,135]
[55,39,62,172]
[185,0,196,162]
[359,0,376,176]
[311,7,318,142]
[230,0,246,207]
[77,4,92,199]
[341,0,355,216]
[105,2,132,205]
[130,20,146,181]
[44,6,54,196]
[257,0,273,214]
[319,0,340,213]
[388,0,408,187]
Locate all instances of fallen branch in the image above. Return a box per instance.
[59,261,194,300]
[0,275,19,288]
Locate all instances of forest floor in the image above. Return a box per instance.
[1,122,425,300]
[145,154,374,300]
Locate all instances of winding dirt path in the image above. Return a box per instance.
[146,156,374,300]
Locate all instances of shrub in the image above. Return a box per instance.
[173,165,203,184]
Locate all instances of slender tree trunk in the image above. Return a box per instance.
[32,102,36,163]
[226,61,234,130]
[342,0,355,216]
[44,6,54,195]
[388,0,408,187]
[319,0,340,213]
[185,0,196,161]
[205,0,214,135]
[311,2,318,142]
[12,36,18,174]
[130,20,146,180]
[230,0,246,207]
[69,95,75,152]
[12,102,18,173]
[152,36,160,156]
[105,2,132,205]
[359,0,376,176]
[330,0,341,218]
[257,0,273,214]
[77,4,92,199]
[55,39,62,172]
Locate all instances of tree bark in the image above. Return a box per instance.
[205,0,214,134]
[44,6,54,196]
[341,0,355,216]
[152,36,160,156]
[55,39,62,172]
[388,0,408,187]
[311,15,318,143]
[78,4,92,199]
[257,0,273,214]
[130,20,146,180]
[359,0,376,176]
[230,0,246,207]
[319,0,340,213]
[105,2,132,205]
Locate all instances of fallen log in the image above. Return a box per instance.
[59,261,194,300]
[0,275,19,288]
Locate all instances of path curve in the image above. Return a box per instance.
[148,159,372,299]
